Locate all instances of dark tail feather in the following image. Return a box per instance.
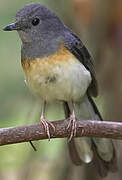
[63,96,118,177]
[92,140,118,177]
[68,139,82,165]
[87,94,118,176]
[63,102,82,166]
[87,93,102,120]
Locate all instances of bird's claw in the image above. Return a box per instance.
[67,114,77,141]
[40,118,55,141]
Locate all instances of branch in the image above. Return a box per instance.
[0,120,122,146]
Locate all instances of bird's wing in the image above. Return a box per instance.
[64,29,98,97]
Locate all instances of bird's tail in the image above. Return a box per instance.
[64,95,117,177]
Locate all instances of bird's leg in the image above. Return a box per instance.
[67,101,77,141]
[40,100,55,140]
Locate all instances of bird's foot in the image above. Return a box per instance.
[67,113,77,141]
[40,116,55,141]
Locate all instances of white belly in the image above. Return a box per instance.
[23,57,91,102]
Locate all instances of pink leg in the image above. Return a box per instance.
[67,102,77,141]
[40,101,55,140]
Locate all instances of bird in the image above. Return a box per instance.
[3,3,117,177]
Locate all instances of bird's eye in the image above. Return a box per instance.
[32,18,40,26]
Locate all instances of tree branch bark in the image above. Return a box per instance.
[0,120,122,146]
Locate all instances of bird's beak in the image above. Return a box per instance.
[3,23,20,31]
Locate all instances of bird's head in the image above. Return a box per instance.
[3,4,64,43]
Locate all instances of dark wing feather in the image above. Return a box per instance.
[64,29,98,97]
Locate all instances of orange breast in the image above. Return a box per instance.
[21,45,78,73]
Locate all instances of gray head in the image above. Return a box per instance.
[3,4,67,59]
[4,4,65,43]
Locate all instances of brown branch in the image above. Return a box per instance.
[0,120,122,146]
